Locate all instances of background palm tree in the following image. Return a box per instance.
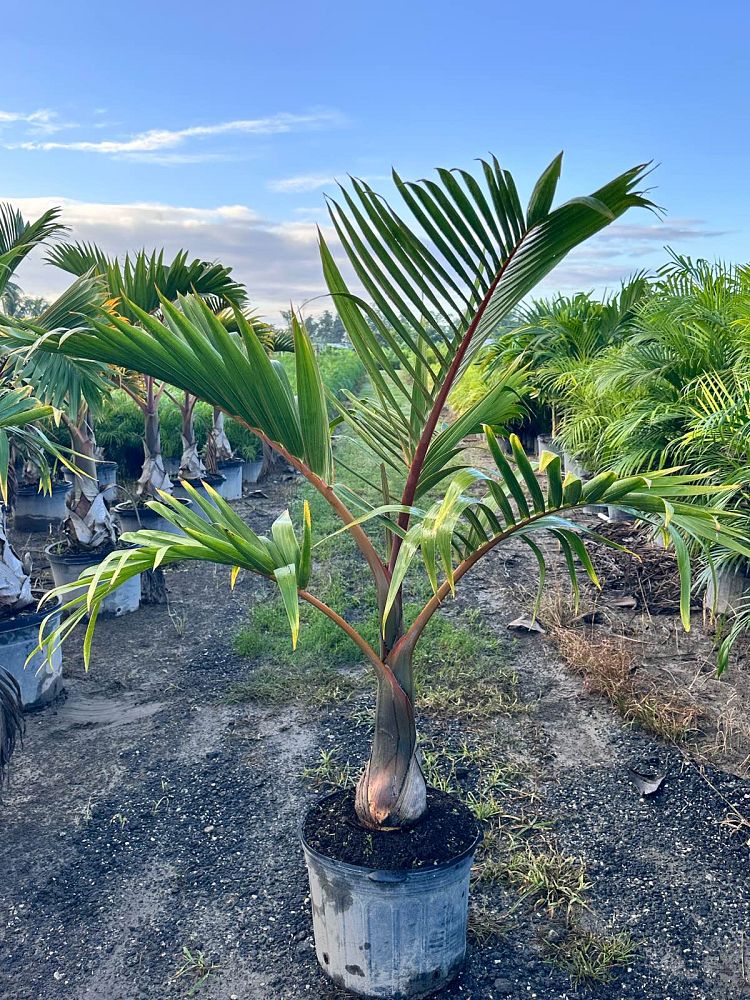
[0,203,65,302]
[45,245,247,497]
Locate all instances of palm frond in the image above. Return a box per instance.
[0,204,66,296]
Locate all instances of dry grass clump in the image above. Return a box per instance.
[467,902,508,944]
[550,625,701,742]
[534,583,701,742]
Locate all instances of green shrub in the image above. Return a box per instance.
[278,347,365,413]
[449,361,500,415]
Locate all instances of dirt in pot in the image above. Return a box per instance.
[304,788,480,869]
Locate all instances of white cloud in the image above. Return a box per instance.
[5,196,339,321]
[268,171,388,193]
[268,174,336,193]
[13,109,346,158]
[536,218,729,294]
[5,197,729,324]
[0,108,71,134]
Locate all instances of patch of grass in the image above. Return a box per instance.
[479,838,591,917]
[301,749,356,789]
[468,902,508,945]
[415,611,523,721]
[230,575,377,706]
[227,660,358,707]
[546,928,636,985]
[169,946,220,996]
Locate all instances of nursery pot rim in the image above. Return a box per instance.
[95,459,118,470]
[217,457,244,469]
[44,541,135,568]
[299,789,482,881]
[16,479,73,496]
[0,595,62,634]
[174,472,226,487]
[114,497,192,515]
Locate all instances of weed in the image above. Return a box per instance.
[74,795,95,827]
[167,606,188,637]
[546,928,636,984]
[468,903,508,945]
[153,778,174,814]
[301,749,355,789]
[504,842,591,916]
[169,946,220,996]
[476,836,591,916]
[109,812,128,830]
[464,790,505,821]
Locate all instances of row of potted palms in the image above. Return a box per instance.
[0,205,286,702]
[17,151,750,998]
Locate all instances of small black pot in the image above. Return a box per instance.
[217,459,244,500]
[114,498,193,535]
[0,599,63,708]
[171,474,226,521]
[14,480,72,532]
[45,543,141,618]
[299,792,481,998]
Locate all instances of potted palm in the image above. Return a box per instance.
[208,308,294,494]
[205,405,244,497]
[0,202,72,531]
[169,390,225,512]
[0,277,141,616]
[45,245,247,533]
[30,154,750,997]
[0,386,69,707]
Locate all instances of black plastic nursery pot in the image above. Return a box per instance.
[704,563,750,616]
[14,480,72,532]
[45,543,141,617]
[217,458,244,500]
[171,474,226,520]
[0,599,63,708]
[300,790,482,999]
[114,497,193,536]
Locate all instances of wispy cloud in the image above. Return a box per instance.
[268,174,336,193]
[536,218,730,293]
[0,108,72,134]
[268,171,388,193]
[12,109,346,159]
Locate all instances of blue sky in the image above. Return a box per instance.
[3,0,748,318]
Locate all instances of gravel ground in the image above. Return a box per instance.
[1,475,749,1000]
